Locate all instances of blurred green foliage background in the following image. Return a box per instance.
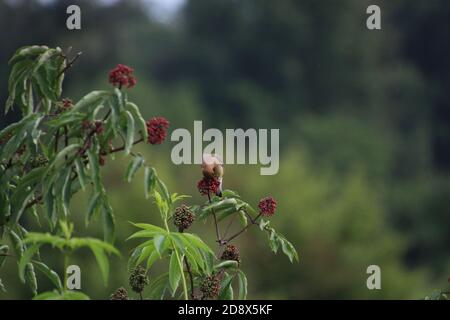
[0,0,449,299]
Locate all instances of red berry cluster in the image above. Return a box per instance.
[146,117,170,145]
[197,177,221,196]
[258,196,277,217]
[108,64,136,88]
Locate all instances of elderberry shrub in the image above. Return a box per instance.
[0,45,298,300]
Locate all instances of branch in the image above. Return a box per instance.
[207,193,224,245]
[109,137,144,154]
[58,51,82,77]
[179,227,195,299]
[222,212,262,244]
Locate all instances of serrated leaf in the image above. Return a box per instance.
[25,263,37,296]
[218,274,234,300]
[169,251,182,296]
[126,102,148,142]
[33,261,62,291]
[18,243,41,282]
[72,91,110,113]
[87,149,101,191]
[123,110,135,155]
[214,260,239,270]
[85,192,101,225]
[89,243,110,286]
[125,155,144,183]
[144,166,157,198]
[101,198,115,243]
[146,273,169,300]
[0,245,9,269]
[153,235,166,257]
[237,270,247,300]
[9,45,49,65]
[74,158,87,191]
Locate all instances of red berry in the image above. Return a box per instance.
[146,117,169,145]
[109,64,136,88]
[258,196,277,217]
[197,177,221,196]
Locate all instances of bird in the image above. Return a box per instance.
[202,153,224,197]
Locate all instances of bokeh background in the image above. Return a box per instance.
[1,0,449,299]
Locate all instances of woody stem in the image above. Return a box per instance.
[207,193,223,245]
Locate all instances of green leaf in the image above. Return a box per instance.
[123,110,135,155]
[33,290,90,300]
[156,177,171,204]
[74,158,87,191]
[18,243,41,282]
[0,245,9,269]
[218,274,234,300]
[144,166,157,198]
[146,250,160,270]
[214,260,239,270]
[221,190,240,198]
[25,263,38,296]
[280,236,299,263]
[126,102,148,142]
[125,155,144,183]
[153,235,167,257]
[60,167,72,217]
[89,243,110,286]
[87,149,101,191]
[47,143,80,172]
[168,251,182,296]
[101,198,115,243]
[47,112,86,127]
[146,273,169,300]
[8,229,24,258]
[9,45,49,65]
[237,270,248,300]
[238,210,248,226]
[85,192,101,225]
[72,91,110,113]
[33,261,63,292]
[199,199,238,220]
[44,183,57,228]
[182,233,214,255]
[128,248,142,272]
[135,244,154,266]
[130,222,167,234]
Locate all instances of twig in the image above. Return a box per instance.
[58,52,82,77]
[54,128,60,153]
[109,137,144,154]
[179,227,195,299]
[223,213,262,244]
[207,193,223,245]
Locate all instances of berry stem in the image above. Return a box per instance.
[109,137,144,154]
[207,193,223,245]
[179,228,195,299]
[223,212,262,244]
[58,51,82,77]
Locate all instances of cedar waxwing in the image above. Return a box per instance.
[202,153,224,197]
